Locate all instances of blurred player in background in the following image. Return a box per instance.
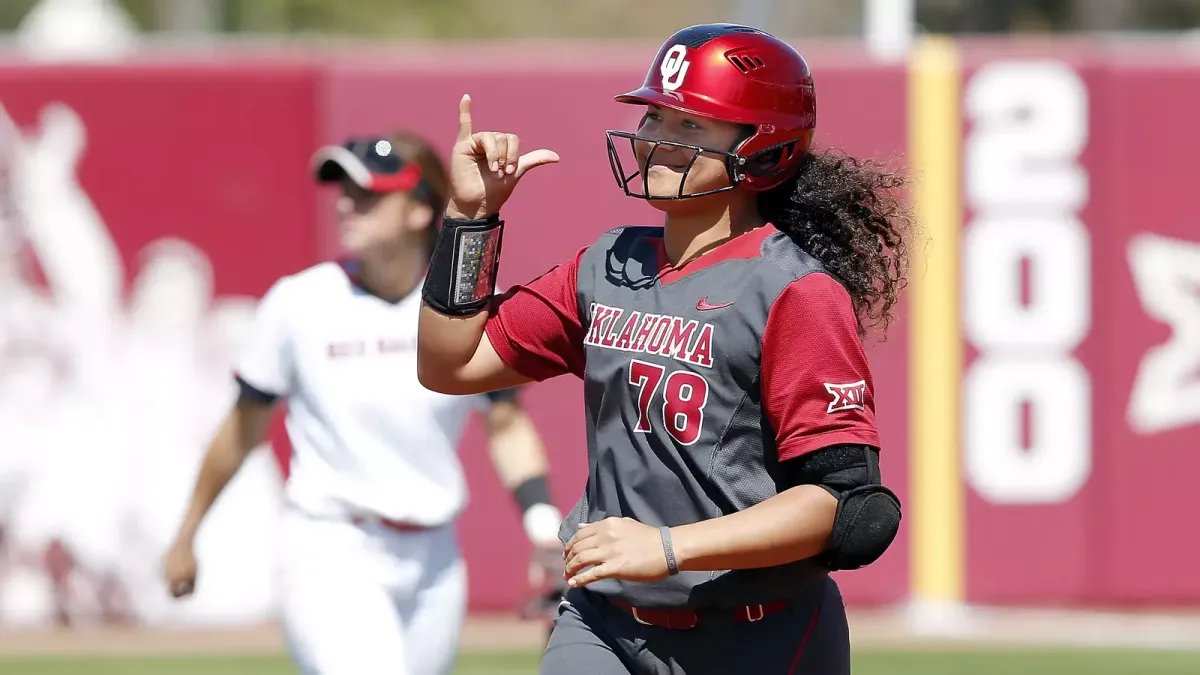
[417,24,910,675]
[163,131,563,675]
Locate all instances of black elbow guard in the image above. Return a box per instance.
[783,444,902,571]
[823,484,901,571]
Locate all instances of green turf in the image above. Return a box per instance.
[853,649,1200,675]
[0,656,298,675]
[1,649,1199,674]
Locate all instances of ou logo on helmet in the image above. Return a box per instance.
[660,45,690,91]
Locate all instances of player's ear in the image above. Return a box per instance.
[404,200,435,233]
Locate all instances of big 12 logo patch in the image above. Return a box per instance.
[824,380,867,414]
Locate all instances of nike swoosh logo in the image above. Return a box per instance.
[697,297,733,311]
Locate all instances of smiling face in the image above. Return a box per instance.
[631,104,748,207]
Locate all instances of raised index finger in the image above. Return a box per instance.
[457,94,472,141]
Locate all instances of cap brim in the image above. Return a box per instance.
[311,146,372,188]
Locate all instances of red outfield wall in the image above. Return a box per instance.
[957,42,1200,606]
[0,38,1195,613]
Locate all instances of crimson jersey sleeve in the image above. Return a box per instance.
[761,273,881,461]
[484,247,588,381]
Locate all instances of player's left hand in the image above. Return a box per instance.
[563,517,670,588]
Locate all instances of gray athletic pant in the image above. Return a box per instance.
[539,577,850,675]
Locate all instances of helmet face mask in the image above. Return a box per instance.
[605,130,748,201]
[606,23,817,201]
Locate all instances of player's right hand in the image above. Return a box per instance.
[446,94,559,220]
[163,540,198,598]
[527,541,565,590]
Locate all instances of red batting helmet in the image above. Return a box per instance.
[606,24,817,199]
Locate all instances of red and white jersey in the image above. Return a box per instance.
[236,262,488,526]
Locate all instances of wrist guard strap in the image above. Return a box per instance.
[422,213,504,316]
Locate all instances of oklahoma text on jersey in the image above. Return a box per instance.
[584,302,715,369]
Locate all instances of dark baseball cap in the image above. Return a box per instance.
[311,137,423,193]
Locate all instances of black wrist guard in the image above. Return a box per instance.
[513,475,552,513]
[422,213,504,316]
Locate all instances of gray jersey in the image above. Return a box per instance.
[487,224,880,610]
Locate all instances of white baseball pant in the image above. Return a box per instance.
[277,508,467,675]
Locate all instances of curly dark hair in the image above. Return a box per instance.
[756,148,915,336]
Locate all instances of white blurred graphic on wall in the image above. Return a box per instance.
[0,101,283,628]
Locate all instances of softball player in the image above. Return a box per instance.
[162,131,563,675]
[417,24,911,674]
